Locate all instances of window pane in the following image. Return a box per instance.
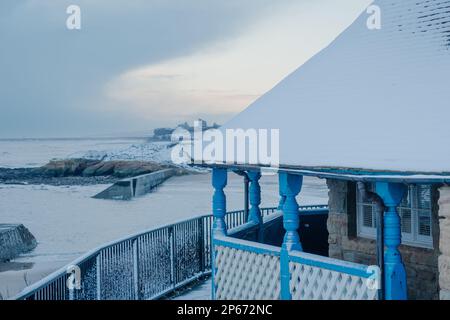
[399,208,412,234]
[373,206,378,227]
[417,185,431,210]
[414,185,432,237]
[398,186,412,235]
[418,210,431,236]
[399,186,411,207]
[356,183,433,248]
[362,205,374,228]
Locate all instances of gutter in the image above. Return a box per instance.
[233,170,250,221]
[196,163,450,184]
[357,182,385,300]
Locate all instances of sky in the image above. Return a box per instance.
[0,0,371,138]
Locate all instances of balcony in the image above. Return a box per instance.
[212,205,378,300]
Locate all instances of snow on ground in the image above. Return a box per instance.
[0,138,146,168]
[69,141,175,164]
[0,137,203,174]
[0,173,327,299]
[173,279,212,300]
[0,137,204,173]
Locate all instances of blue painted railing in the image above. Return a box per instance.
[13,207,280,300]
[211,204,379,300]
[288,251,374,279]
[214,236,281,257]
[213,223,378,300]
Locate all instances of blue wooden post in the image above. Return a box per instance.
[375,182,407,300]
[211,168,227,300]
[277,173,286,211]
[247,171,263,242]
[282,173,303,251]
[280,173,303,300]
[212,168,228,237]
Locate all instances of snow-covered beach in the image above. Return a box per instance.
[0,139,328,299]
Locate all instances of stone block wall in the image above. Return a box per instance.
[438,186,450,300]
[327,179,440,300]
[93,169,174,200]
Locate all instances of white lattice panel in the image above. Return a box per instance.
[289,262,377,300]
[214,245,280,300]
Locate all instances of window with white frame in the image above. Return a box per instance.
[356,183,433,248]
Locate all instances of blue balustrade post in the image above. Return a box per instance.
[247,171,263,242]
[212,168,228,237]
[277,173,286,211]
[244,174,250,221]
[282,174,303,251]
[280,173,303,300]
[211,168,227,300]
[375,182,407,300]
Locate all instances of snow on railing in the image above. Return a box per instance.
[214,237,282,300]
[289,251,378,300]
[14,205,327,300]
[213,219,378,301]
[13,207,280,300]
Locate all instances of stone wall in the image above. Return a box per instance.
[438,186,450,300]
[93,169,175,200]
[327,179,440,300]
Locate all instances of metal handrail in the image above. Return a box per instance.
[14,214,209,299]
[14,205,328,300]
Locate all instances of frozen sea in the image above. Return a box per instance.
[0,138,328,299]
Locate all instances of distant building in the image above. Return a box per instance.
[152,128,174,141]
[197,119,207,131]
[151,120,221,141]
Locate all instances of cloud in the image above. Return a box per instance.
[104,0,370,126]
[0,0,369,137]
[0,0,288,137]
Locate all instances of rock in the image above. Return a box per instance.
[439,255,450,290]
[438,187,450,218]
[0,224,37,262]
[440,289,450,300]
[326,179,347,214]
[0,159,189,186]
[82,161,116,177]
[82,160,169,178]
[40,159,99,177]
[36,159,169,178]
[112,161,164,178]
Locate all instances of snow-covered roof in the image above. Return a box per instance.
[212,0,450,175]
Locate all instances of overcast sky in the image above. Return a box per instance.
[0,0,370,138]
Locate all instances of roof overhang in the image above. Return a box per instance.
[197,162,450,184]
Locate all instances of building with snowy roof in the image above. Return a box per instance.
[200,0,450,300]
[13,0,450,302]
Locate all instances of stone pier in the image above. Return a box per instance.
[93,169,175,200]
